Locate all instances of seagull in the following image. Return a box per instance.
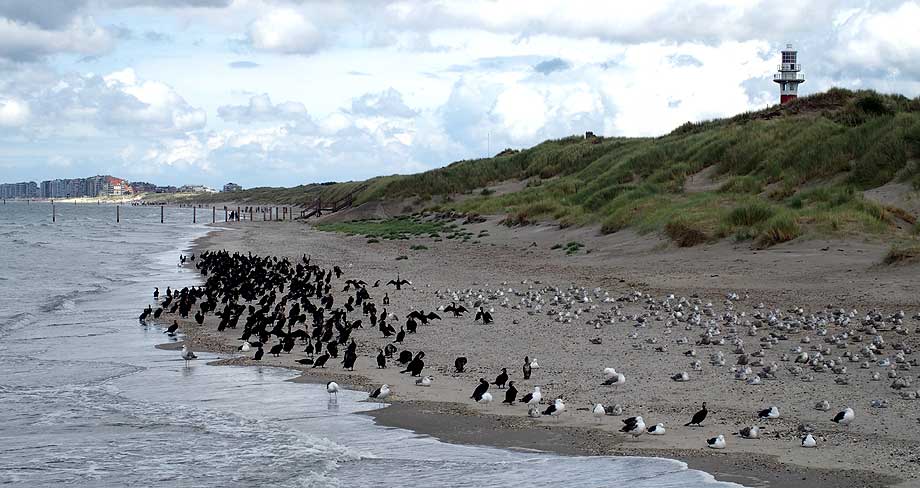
[529,357,541,369]
[739,426,760,439]
[528,406,542,418]
[181,345,197,366]
[479,392,493,404]
[603,372,626,389]
[801,433,817,448]
[593,403,606,422]
[415,376,433,387]
[671,371,690,382]
[239,341,251,352]
[685,402,708,427]
[707,434,726,449]
[815,400,830,411]
[543,398,565,419]
[326,381,340,397]
[370,384,391,401]
[603,367,617,378]
[832,407,855,426]
[520,386,542,406]
[620,416,645,438]
[757,406,780,419]
[647,423,666,435]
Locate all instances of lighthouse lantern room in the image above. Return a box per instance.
[773,43,804,104]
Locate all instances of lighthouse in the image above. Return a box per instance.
[773,43,804,104]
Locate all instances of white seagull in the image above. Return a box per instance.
[370,384,391,401]
[832,407,854,426]
[801,433,817,448]
[479,392,493,403]
[739,426,760,439]
[543,398,565,419]
[620,416,645,438]
[593,403,606,422]
[415,376,433,387]
[707,434,726,449]
[181,345,197,366]
[326,381,340,397]
[757,406,780,419]
[647,423,666,435]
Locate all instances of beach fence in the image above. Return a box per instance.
[24,200,300,224]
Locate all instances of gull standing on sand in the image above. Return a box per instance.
[370,384,391,400]
[621,416,645,438]
[647,423,666,435]
[832,407,855,426]
[520,386,542,406]
[479,392,493,404]
[415,376,433,387]
[593,403,606,421]
[543,398,565,418]
[603,371,626,389]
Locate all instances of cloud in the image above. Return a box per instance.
[248,8,324,55]
[534,57,570,75]
[830,2,920,77]
[217,93,312,124]
[0,96,29,126]
[349,88,417,118]
[669,54,703,67]
[0,16,113,61]
[228,60,260,69]
[0,0,88,29]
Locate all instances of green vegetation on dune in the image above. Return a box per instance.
[144,88,920,249]
[438,89,920,247]
[315,216,455,240]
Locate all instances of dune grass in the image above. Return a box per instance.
[144,89,920,248]
[315,216,453,240]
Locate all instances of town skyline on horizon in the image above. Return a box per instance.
[1,0,918,189]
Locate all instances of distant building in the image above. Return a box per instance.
[774,43,804,105]
[35,175,133,198]
[178,184,216,193]
[131,181,157,193]
[0,181,38,199]
[223,182,242,192]
[155,186,178,194]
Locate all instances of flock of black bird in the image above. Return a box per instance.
[142,250,538,409]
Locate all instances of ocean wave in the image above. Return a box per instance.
[38,284,109,314]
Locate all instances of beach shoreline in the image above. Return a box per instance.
[163,219,918,488]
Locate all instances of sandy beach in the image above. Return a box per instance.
[166,217,920,488]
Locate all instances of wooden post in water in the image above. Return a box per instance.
[237,206,241,222]
[52,201,56,222]
[250,208,253,221]
[161,205,164,223]
[212,206,216,223]
[116,205,120,223]
[193,206,196,223]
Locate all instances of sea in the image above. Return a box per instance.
[0,201,743,487]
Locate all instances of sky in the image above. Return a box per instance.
[0,0,918,189]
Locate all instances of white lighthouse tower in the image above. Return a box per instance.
[773,43,804,105]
